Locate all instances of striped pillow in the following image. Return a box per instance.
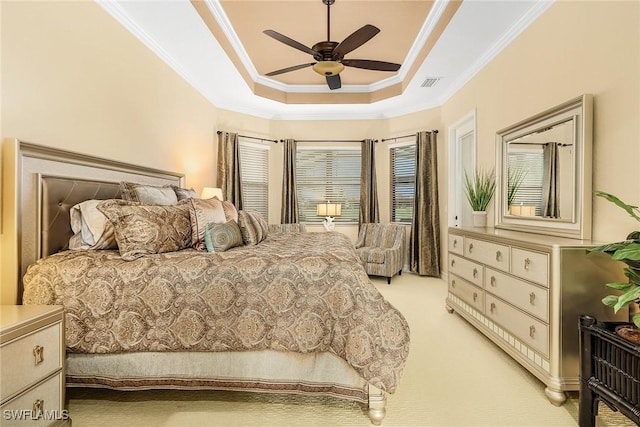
[237,210,268,245]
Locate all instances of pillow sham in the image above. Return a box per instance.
[221,199,238,222]
[170,185,198,201]
[120,181,178,205]
[237,210,269,245]
[97,199,192,260]
[69,199,118,250]
[204,220,243,252]
[187,198,227,250]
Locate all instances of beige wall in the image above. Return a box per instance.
[1,1,639,301]
[0,1,218,302]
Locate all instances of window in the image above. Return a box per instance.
[508,147,544,215]
[239,141,269,219]
[390,144,416,222]
[296,148,361,222]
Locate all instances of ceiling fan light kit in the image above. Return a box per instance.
[263,0,401,90]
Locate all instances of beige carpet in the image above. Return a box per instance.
[66,273,635,426]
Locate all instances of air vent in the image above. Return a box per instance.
[420,77,441,88]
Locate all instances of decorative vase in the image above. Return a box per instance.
[472,211,487,228]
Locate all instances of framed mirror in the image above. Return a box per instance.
[495,95,593,239]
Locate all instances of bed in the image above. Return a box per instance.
[9,140,410,425]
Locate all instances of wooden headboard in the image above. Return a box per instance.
[3,139,185,303]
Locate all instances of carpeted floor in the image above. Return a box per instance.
[66,273,636,426]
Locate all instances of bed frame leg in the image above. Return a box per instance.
[367,384,386,425]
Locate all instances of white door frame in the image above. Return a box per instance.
[448,110,477,228]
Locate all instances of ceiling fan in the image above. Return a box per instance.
[263,0,401,90]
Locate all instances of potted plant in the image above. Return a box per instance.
[464,168,496,227]
[507,165,528,209]
[589,191,640,344]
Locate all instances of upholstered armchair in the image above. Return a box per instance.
[355,223,406,284]
[268,223,307,233]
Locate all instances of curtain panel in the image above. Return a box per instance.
[217,131,243,209]
[409,131,441,277]
[281,139,299,223]
[359,138,379,225]
[542,142,559,218]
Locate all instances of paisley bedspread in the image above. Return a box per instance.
[23,231,410,393]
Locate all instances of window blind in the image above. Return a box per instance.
[239,141,269,219]
[508,148,544,215]
[296,148,361,222]
[390,144,416,222]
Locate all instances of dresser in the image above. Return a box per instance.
[445,227,627,405]
[1,305,69,426]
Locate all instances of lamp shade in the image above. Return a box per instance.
[316,202,342,217]
[201,187,223,200]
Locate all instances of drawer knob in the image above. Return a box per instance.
[529,325,536,338]
[453,239,458,248]
[468,243,474,253]
[473,292,478,302]
[33,345,44,365]
[490,276,496,287]
[33,399,44,414]
[524,258,531,271]
[490,302,496,313]
[451,280,456,288]
[451,259,455,268]
[529,292,536,305]
[473,268,478,278]
[496,251,502,261]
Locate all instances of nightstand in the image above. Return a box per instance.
[1,305,70,426]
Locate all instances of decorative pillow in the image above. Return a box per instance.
[221,199,238,222]
[171,185,198,201]
[69,199,118,250]
[97,199,192,260]
[187,198,227,250]
[203,220,243,252]
[237,210,269,245]
[119,181,178,205]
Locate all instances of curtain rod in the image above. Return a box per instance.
[380,130,438,143]
[217,130,277,143]
[278,138,378,143]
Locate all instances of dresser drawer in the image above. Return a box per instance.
[485,294,549,356]
[449,254,483,287]
[485,268,549,322]
[465,238,510,272]
[0,371,64,426]
[511,248,549,286]
[449,274,484,312]
[448,234,464,255]
[1,323,62,402]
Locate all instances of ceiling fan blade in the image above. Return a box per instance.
[326,74,341,90]
[342,59,401,72]
[263,30,317,57]
[265,63,316,76]
[332,24,380,60]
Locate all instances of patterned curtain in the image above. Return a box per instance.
[409,131,441,276]
[359,138,379,225]
[281,139,299,223]
[542,142,559,218]
[217,131,243,209]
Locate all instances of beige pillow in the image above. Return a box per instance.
[98,200,192,260]
[120,181,178,205]
[187,198,227,250]
[237,210,269,245]
[69,199,118,250]
[221,199,238,222]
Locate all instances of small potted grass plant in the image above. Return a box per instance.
[464,168,496,227]
[589,191,640,344]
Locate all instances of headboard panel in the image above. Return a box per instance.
[5,139,185,304]
[40,176,121,257]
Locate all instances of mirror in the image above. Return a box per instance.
[495,95,593,239]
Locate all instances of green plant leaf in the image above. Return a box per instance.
[464,168,496,211]
[595,191,640,222]
[624,267,640,282]
[633,313,640,328]
[601,295,619,307]
[605,282,636,291]
[613,287,640,313]
[589,241,628,254]
[612,243,640,261]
